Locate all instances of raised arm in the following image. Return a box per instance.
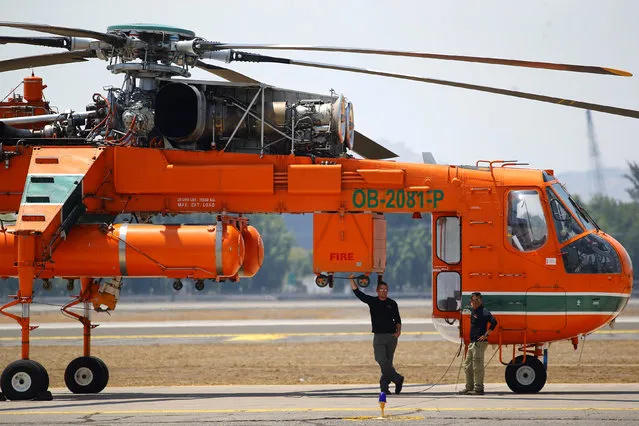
[350,274,374,304]
[349,274,359,291]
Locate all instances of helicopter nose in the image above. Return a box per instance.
[598,233,634,322]
[605,233,634,290]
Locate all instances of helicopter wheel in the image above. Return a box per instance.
[94,357,110,385]
[315,275,328,288]
[64,356,109,394]
[356,275,370,288]
[0,360,49,400]
[173,279,183,291]
[194,279,205,291]
[505,355,546,393]
[30,360,50,392]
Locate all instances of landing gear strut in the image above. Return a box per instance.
[0,240,52,400]
[60,277,110,394]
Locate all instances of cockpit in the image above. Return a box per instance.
[507,189,548,252]
[507,183,622,274]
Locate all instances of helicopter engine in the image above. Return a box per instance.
[83,86,157,141]
[154,81,352,156]
[116,89,156,136]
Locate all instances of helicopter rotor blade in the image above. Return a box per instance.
[200,43,632,77]
[194,60,261,84]
[0,35,70,49]
[352,131,398,160]
[221,51,639,119]
[0,50,96,73]
[0,21,125,47]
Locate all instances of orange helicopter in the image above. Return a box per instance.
[0,22,635,400]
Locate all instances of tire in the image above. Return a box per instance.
[356,276,370,288]
[0,360,45,400]
[505,355,547,393]
[30,360,50,392]
[94,357,110,387]
[64,356,108,394]
[315,276,328,288]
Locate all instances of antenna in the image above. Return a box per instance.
[586,110,606,196]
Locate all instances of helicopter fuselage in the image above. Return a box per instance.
[0,144,633,349]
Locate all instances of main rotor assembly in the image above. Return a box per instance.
[1,21,639,159]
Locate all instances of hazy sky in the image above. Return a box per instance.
[2,0,638,173]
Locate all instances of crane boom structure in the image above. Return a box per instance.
[0,145,485,216]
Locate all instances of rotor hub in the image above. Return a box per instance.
[106,24,195,40]
[107,62,191,78]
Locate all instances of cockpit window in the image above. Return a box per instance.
[551,183,596,231]
[546,187,584,243]
[507,190,548,252]
[562,233,621,274]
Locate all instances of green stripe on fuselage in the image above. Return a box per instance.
[461,294,627,313]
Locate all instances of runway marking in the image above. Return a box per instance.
[227,334,288,341]
[345,415,425,421]
[0,331,441,342]
[1,407,638,416]
[0,329,637,344]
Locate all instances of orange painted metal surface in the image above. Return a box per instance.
[239,225,264,278]
[313,213,386,273]
[0,146,461,214]
[22,76,46,102]
[0,145,633,348]
[430,163,633,346]
[0,75,51,127]
[0,223,250,279]
[464,313,621,345]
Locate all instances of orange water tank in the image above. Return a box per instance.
[23,75,46,102]
[238,225,264,278]
[0,223,245,279]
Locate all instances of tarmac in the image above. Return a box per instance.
[1,383,638,425]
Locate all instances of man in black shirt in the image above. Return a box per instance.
[350,276,404,394]
[459,292,497,396]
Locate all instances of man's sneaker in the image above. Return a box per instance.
[395,376,404,394]
[458,389,472,395]
[468,390,484,395]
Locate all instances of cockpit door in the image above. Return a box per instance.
[431,214,463,342]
